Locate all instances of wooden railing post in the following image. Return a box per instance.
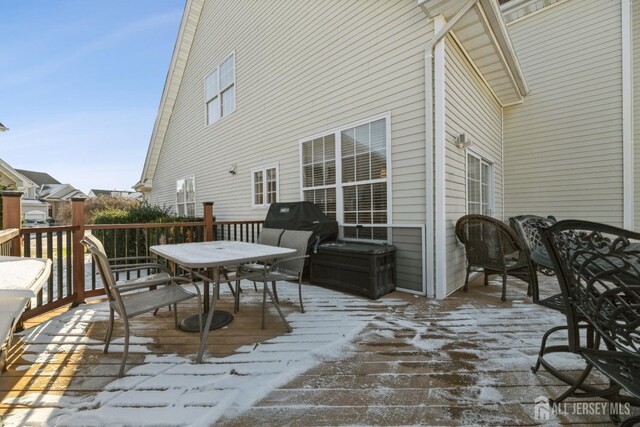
[71,197,86,306]
[2,191,23,256]
[203,202,214,241]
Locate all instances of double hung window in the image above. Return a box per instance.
[205,53,235,125]
[252,166,278,207]
[466,152,493,215]
[176,177,196,217]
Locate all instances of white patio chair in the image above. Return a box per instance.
[81,235,203,377]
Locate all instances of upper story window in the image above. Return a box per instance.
[176,176,196,217]
[301,115,390,241]
[205,53,235,125]
[466,152,493,216]
[252,165,278,208]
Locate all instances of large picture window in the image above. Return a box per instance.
[301,115,389,241]
[176,177,196,217]
[466,152,492,215]
[205,53,235,125]
[252,165,278,207]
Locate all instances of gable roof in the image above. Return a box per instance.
[15,169,61,186]
[136,0,205,192]
[0,159,36,189]
[419,0,528,105]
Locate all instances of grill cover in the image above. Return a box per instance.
[263,202,338,250]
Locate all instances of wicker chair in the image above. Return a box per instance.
[543,220,640,425]
[82,235,202,377]
[455,214,534,302]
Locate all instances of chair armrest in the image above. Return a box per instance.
[114,275,193,293]
[266,255,309,273]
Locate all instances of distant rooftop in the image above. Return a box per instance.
[15,169,61,186]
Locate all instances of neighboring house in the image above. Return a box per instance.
[0,159,48,221]
[16,169,86,220]
[88,189,143,200]
[137,0,638,298]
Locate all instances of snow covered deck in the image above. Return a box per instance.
[0,276,636,425]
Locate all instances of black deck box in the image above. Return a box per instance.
[310,242,396,299]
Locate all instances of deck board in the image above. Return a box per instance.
[0,277,638,425]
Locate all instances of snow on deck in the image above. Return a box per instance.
[2,276,637,425]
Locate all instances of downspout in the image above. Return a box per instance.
[420,0,478,299]
[622,0,634,229]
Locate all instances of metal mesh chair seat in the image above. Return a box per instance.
[537,292,565,313]
[115,285,198,318]
[581,349,640,399]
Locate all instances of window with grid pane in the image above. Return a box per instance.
[466,153,492,215]
[252,166,278,208]
[342,118,387,240]
[205,53,235,125]
[176,177,196,217]
[300,117,388,241]
[302,135,336,220]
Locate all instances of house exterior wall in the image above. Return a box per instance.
[444,37,504,295]
[634,1,640,230]
[149,0,432,234]
[503,0,624,225]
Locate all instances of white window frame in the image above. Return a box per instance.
[465,150,494,216]
[204,52,236,126]
[298,112,392,242]
[251,164,279,208]
[176,176,196,217]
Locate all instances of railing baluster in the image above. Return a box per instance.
[46,231,53,304]
[35,232,43,307]
[66,230,72,295]
[56,231,63,299]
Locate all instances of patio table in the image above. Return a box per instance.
[150,240,295,363]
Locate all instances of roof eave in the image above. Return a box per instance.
[139,0,205,186]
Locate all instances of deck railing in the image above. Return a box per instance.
[2,194,263,320]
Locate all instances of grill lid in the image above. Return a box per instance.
[263,201,338,246]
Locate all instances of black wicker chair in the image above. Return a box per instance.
[455,214,535,302]
[543,220,640,425]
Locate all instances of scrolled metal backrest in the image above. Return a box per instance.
[258,228,284,247]
[510,215,557,255]
[455,214,524,269]
[277,230,313,275]
[543,220,640,355]
[81,234,120,304]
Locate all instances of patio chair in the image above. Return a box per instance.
[509,215,571,376]
[455,214,534,302]
[233,228,284,311]
[543,220,640,424]
[258,230,313,331]
[81,235,202,377]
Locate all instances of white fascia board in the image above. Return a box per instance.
[139,0,205,185]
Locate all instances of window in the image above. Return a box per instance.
[252,165,278,207]
[176,177,196,217]
[205,53,235,125]
[302,134,336,220]
[466,152,492,215]
[301,116,389,241]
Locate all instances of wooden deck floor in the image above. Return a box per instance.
[0,277,637,426]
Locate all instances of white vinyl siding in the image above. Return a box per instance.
[504,0,623,226]
[149,0,430,224]
[252,165,278,207]
[176,177,196,217]
[205,53,235,125]
[444,36,503,295]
